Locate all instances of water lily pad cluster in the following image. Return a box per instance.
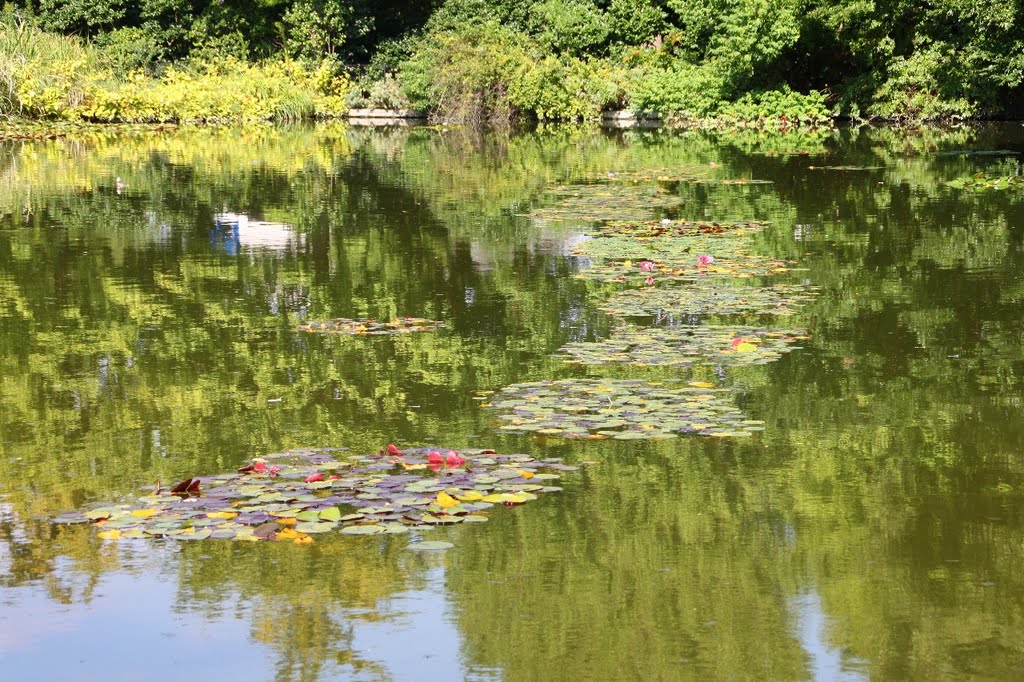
[947,173,1024,191]
[599,282,819,318]
[52,448,577,543]
[532,183,684,223]
[596,167,773,186]
[481,379,762,439]
[597,166,708,184]
[807,165,885,171]
[297,317,444,335]
[570,234,794,283]
[593,219,767,240]
[556,325,808,368]
[485,168,819,442]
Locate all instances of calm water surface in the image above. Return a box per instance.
[1,123,1023,681]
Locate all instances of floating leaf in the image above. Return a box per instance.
[319,507,342,521]
[436,492,459,509]
[340,524,386,535]
[297,317,444,335]
[295,521,338,534]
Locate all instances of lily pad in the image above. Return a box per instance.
[599,281,819,318]
[51,446,585,545]
[556,325,808,368]
[532,183,684,223]
[297,317,444,335]
[482,378,760,439]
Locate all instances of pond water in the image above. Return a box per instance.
[1,122,1024,681]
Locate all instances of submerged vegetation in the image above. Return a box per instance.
[0,0,1023,123]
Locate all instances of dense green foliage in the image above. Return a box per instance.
[1,1,1022,124]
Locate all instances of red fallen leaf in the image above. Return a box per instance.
[305,472,324,483]
[253,461,268,473]
[482,449,496,455]
[427,451,444,465]
[186,479,201,494]
[169,478,195,494]
[387,443,404,456]
[446,451,466,467]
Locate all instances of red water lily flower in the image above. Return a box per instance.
[386,443,404,456]
[253,461,268,473]
[305,472,324,483]
[446,450,466,467]
[427,450,444,465]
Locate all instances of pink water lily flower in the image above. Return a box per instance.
[644,276,655,286]
[446,450,466,467]
[697,254,715,266]
[638,261,656,272]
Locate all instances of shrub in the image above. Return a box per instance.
[95,26,164,73]
[0,16,352,123]
[509,56,625,120]
[869,46,977,120]
[626,61,726,116]
[716,87,830,123]
[529,0,610,57]
[400,22,534,124]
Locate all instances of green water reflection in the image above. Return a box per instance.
[1,123,1024,680]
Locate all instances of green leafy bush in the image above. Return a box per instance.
[716,87,830,123]
[869,46,977,120]
[626,61,726,117]
[401,22,534,123]
[509,56,624,120]
[529,0,609,57]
